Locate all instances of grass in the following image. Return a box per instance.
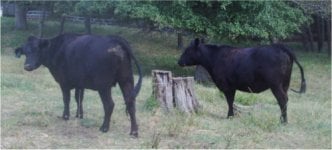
[1,17,331,148]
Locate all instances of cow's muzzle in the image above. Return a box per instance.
[24,64,34,71]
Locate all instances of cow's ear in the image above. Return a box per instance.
[15,47,23,58]
[194,38,200,47]
[38,39,50,49]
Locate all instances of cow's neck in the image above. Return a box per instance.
[198,46,217,75]
[40,37,62,69]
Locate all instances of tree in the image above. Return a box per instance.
[14,2,28,30]
[293,0,331,55]
[64,1,113,34]
[38,1,48,38]
[13,1,53,33]
[112,1,309,43]
[53,1,78,34]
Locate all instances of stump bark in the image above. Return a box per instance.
[152,70,173,112]
[173,77,199,113]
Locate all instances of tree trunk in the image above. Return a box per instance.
[268,35,278,44]
[327,19,331,57]
[307,24,315,52]
[14,3,27,30]
[300,27,309,52]
[38,3,46,38]
[59,14,66,34]
[177,32,183,50]
[320,17,325,52]
[194,65,211,83]
[152,70,174,112]
[84,16,91,34]
[317,16,323,52]
[173,77,199,114]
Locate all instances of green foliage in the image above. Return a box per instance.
[143,95,159,112]
[80,118,98,128]
[236,93,258,106]
[74,1,112,17]
[110,1,309,42]
[241,112,280,132]
[53,1,113,17]
[294,0,331,19]
[53,1,78,16]
[51,1,309,42]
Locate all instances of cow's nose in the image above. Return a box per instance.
[24,64,33,71]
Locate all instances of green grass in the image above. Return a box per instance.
[1,17,331,148]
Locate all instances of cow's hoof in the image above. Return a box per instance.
[62,114,69,120]
[75,114,83,119]
[280,116,288,124]
[130,131,138,138]
[227,115,234,119]
[99,126,109,133]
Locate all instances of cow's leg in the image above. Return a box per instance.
[75,88,84,119]
[224,90,236,118]
[98,88,114,132]
[271,85,288,123]
[60,86,71,120]
[119,80,138,137]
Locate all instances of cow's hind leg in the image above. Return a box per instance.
[119,80,138,137]
[60,86,71,120]
[224,90,236,118]
[75,88,84,119]
[271,85,288,123]
[98,88,114,132]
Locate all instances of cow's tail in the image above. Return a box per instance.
[276,44,306,93]
[113,36,143,98]
[131,52,143,98]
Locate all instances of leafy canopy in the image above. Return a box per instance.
[53,1,309,42]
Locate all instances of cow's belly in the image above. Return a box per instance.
[66,76,117,90]
[65,68,118,90]
[237,86,268,93]
[236,81,269,93]
[63,55,122,90]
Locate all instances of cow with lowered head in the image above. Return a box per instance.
[15,33,142,137]
[178,38,306,123]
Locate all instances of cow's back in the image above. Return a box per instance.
[212,45,292,93]
[62,35,128,90]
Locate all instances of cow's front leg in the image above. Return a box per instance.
[98,88,114,132]
[224,90,236,118]
[60,86,71,120]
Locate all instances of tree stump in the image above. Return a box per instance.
[152,70,173,112]
[173,77,199,114]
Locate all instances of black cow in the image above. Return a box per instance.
[15,33,142,137]
[178,38,306,123]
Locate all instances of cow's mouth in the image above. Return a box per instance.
[24,64,35,71]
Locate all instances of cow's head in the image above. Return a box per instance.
[15,36,49,71]
[178,38,204,67]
